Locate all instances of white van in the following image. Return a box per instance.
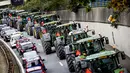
[10,33,23,48]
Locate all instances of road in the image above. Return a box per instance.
[12,31,70,73]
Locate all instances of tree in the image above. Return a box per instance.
[107,0,130,28]
[67,0,95,13]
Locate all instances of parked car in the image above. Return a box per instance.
[22,51,47,73]
[17,41,37,55]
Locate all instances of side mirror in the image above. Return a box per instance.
[120,51,126,60]
[105,37,109,44]
[92,30,95,35]
[78,23,81,28]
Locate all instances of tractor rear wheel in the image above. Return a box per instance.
[28,27,33,36]
[17,24,23,31]
[43,41,52,54]
[57,45,65,60]
[66,54,75,72]
[75,61,85,73]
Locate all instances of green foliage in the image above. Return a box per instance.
[107,0,130,28]
[67,0,95,13]
[15,0,95,13]
[15,0,68,11]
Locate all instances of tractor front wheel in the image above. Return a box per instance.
[66,54,75,72]
[74,61,85,73]
[43,41,52,54]
[56,45,65,60]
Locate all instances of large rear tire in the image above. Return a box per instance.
[66,54,75,72]
[75,62,85,73]
[33,29,40,39]
[43,41,52,54]
[17,24,23,31]
[28,27,33,36]
[56,45,65,60]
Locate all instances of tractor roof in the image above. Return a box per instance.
[43,21,59,26]
[18,12,28,15]
[85,50,116,61]
[68,29,85,36]
[33,14,56,20]
[57,22,74,28]
[15,10,25,13]
[75,36,98,44]
[40,14,56,18]
[28,12,41,16]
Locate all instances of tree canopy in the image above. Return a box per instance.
[15,0,95,12]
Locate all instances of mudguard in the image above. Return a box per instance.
[42,33,51,42]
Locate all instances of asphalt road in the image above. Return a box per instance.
[11,31,71,73]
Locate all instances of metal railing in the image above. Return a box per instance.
[0,39,25,73]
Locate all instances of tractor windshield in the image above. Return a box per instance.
[48,15,57,21]
[87,40,103,54]
[73,33,88,42]
[89,57,117,73]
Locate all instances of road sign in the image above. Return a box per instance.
[11,0,24,6]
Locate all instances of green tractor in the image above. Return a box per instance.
[73,50,127,73]
[53,22,81,59]
[40,23,58,54]
[25,12,42,36]
[8,10,25,28]
[1,8,9,25]
[32,14,60,39]
[65,36,109,72]
[16,12,28,31]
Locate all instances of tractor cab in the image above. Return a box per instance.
[25,12,42,36]
[73,50,127,73]
[7,10,24,28]
[55,22,81,45]
[66,36,107,56]
[65,36,110,72]
[16,12,29,31]
[67,29,90,44]
[22,51,46,73]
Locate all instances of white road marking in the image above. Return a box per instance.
[59,62,63,66]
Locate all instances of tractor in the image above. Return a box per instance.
[73,50,127,73]
[16,12,28,31]
[8,10,25,28]
[32,14,60,39]
[65,35,109,72]
[25,12,41,36]
[53,22,81,59]
[1,8,10,25]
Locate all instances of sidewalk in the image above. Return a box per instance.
[105,45,130,72]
